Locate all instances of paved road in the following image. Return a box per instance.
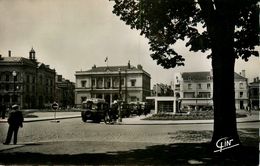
[0,117,259,165]
[0,117,258,147]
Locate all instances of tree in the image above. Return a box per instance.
[111,0,259,152]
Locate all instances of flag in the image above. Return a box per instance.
[105,57,108,62]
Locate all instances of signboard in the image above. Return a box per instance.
[52,102,59,110]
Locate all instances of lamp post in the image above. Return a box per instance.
[118,68,122,122]
[12,71,17,105]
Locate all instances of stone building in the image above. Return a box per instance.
[173,70,248,110]
[56,74,75,108]
[75,62,151,107]
[0,49,55,109]
[249,77,260,110]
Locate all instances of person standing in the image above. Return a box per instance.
[3,105,24,145]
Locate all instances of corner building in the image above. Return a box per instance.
[173,70,248,110]
[75,62,151,107]
[0,49,55,109]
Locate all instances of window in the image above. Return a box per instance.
[27,75,30,83]
[81,80,86,88]
[92,79,95,86]
[207,83,211,89]
[6,74,9,81]
[197,84,202,89]
[239,82,243,89]
[130,96,137,101]
[26,85,29,93]
[188,84,192,89]
[131,79,136,87]
[240,92,243,98]
[5,84,9,91]
[121,78,124,86]
[39,75,43,84]
[184,92,195,98]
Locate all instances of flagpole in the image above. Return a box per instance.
[105,57,108,67]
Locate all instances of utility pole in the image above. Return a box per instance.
[118,68,122,122]
[12,71,17,106]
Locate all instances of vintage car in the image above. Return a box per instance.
[81,98,109,123]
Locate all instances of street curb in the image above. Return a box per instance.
[0,116,81,123]
[1,116,259,125]
[24,116,81,122]
[119,120,260,125]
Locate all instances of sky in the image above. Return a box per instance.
[0,0,259,85]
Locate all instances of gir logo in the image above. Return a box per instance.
[214,137,239,153]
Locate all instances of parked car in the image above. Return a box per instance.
[121,102,131,118]
[81,98,109,123]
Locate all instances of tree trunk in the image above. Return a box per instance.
[207,9,241,153]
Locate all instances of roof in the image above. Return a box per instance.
[182,72,211,81]
[182,71,247,81]
[81,65,151,77]
[86,65,139,72]
[0,57,37,66]
[234,72,247,80]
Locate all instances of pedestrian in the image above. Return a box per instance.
[1,104,7,119]
[246,104,252,116]
[3,104,24,145]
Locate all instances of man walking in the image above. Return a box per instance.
[3,105,24,145]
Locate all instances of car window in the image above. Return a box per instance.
[83,102,92,109]
[96,103,102,110]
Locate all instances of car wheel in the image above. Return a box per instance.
[104,114,111,124]
[82,117,87,122]
[85,111,92,118]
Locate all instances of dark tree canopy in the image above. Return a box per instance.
[112,0,259,152]
[112,0,259,68]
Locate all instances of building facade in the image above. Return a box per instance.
[249,77,260,110]
[56,74,75,109]
[0,49,56,109]
[173,70,248,110]
[75,62,151,107]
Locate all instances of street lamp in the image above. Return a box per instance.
[118,68,122,122]
[12,71,17,105]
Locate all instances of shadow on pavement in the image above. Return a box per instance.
[0,129,258,165]
[0,142,258,165]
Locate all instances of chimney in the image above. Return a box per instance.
[137,64,143,70]
[241,70,246,78]
[128,60,131,69]
[92,64,96,69]
[8,50,11,57]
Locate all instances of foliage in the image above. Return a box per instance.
[143,111,247,120]
[112,0,259,68]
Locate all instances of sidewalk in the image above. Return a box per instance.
[0,111,81,123]
[0,110,259,124]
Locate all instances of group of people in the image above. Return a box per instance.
[1,104,24,145]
